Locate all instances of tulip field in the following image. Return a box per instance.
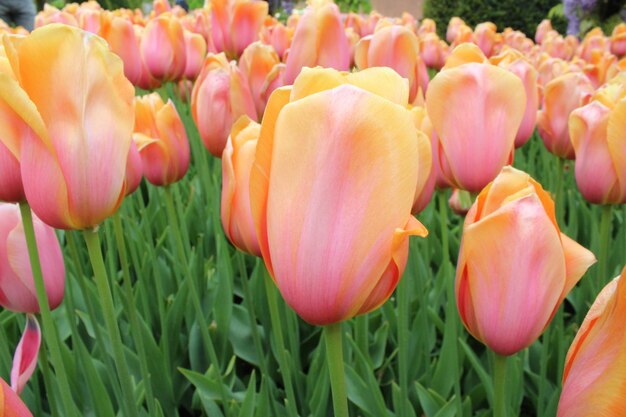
[1,0,626,416]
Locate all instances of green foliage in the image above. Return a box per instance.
[335,0,371,13]
[424,0,565,38]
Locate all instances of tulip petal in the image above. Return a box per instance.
[1,377,33,417]
[263,85,418,325]
[560,233,596,299]
[607,98,626,201]
[11,315,41,394]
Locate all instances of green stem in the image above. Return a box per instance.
[598,204,613,292]
[83,228,138,417]
[438,192,450,266]
[397,270,410,417]
[18,202,76,417]
[263,269,299,417]
[555,158,565,227]
[354,315,369,372]
[163,186,231,416]
[493,354,508,417]
[37,340,60,416]
[112,214,158,415]
[324,323,349,417]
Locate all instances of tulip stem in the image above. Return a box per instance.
[112,214,158,415]
[263,268,300,417]
[598,204,613,292]
[83,228,139,417]
[555,157,565,227]
[163,186,232,416]
[493,354,508,417]
[18,202,77,417]
[324,322,349,417]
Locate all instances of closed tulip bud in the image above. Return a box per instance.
[0,25,135,229]
[355,25,428,104]
[133,93,189,186]
[101,15,142,85]
[537,73,594,159]
[535,19,553,44]
[183,30,207,80]
[124,140,143,196]
[611,23,626,56]
[1,377,33,417]
[557,269,626,417]
[569,96,626,204]
[250,67,429,325]
[11,315,41,394]
[140,14,187,81]
[426,61,526,193]
[456,166,596,355]
[284,0,350,84]
[448,189,470,215]
[417,18,436,36]
[420,33,448,70]
[0,203,65,313]
[239,42,280,117]
[211,0,268,58]
[473,22,498,57]
[446,16,465,44]
[221,116,261,256]
[578,28,609,62]
[192,53,257,157]
[260,22,292,60]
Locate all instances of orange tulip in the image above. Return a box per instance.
[557,269,626,417]
[283,0,350,84]
[569,87,626,204]
[100,14,142,85]
[0,25,135,229]
[446,16,465,43]
[124,141,143,196]
[191,53,257,157]
[417,18,436,36]
[133,93,189,186]
[611,23,626,56]
[35,4,79,28]
[426,60,526,192]
[239,41,280,117]
[456,166,595,355]
[221,116,262,256]
[140,14,187,81]
[249,67,429,325]
[355,25,428,104]
[537,72,594,159]
[410,106,435,213]
[578,28,609,62]
[1,377,33,417]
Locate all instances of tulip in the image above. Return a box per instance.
[611,23,626,56]
[35,4,78,28]
[420,32,448,70]
[355,25,428,103]
[582,51,618,89]
[578,28,608,63]
[249,67,429,325]
[11,315,41,394]
[448,189,470,215]
[183,30,207,80]
[0,140,24,203]
[569,96,626,204]
[191,53,257,157]
[133,93,190,186]
[537,72,594,159]
[446,16,465,44]
[473,22,499,57]
[0,24,135,229]
[425,61,526,193]
[557,269,626,417]
[124,141,143,196]
[239,41,281,117]
[456,166,596,355]
[409,106,435,213]
[259,21,292,60]
[0,377,33,417]
[417,18,436,36]
[140,14,187,81]
[283,0,350,84]
[221,116,262,256]
[211,0,268,58]
[100,14,142,85]
[535,19,553,44]
[0,203,65,313]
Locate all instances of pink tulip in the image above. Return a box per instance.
[11,315,41,394]
[537,72,594,159]
[101,15,143,85]
[0,25,135,229]
[426,61,526,192]
[1,377,33,417]
[140,14,187,81]
[535,19,553,44]
[456,166,595,355]
[473,22,499,57]
[183,30,207,80]
[124,141,143,196]
[0,203,65,313]
[557,269,626,417]
[211,0,268,58]
[611,23,626,56]
[239,41,280,117]
[133,93,190,186]
[191,53,257,157]
[284,0,350,84]
[0,140,24,203]
[420,33,448,70]
[260,21,292,60]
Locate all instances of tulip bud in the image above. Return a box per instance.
[101,15,142,85]
[221,116,262,256]
[183,30,207,80]
[249,67,428,325]
[456,166,596,355]
[557,269,626,417]
[140,14,187,81]
[239,42,281,118]
[0,203,65,313]
[473,22,499,57]
[11,315,41,395]
[535,19,553,44]
[611,23,626,57]
[426,61,526,192]
[133,93,190,186]
[537,72,594,159]
[191,53,257,157]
